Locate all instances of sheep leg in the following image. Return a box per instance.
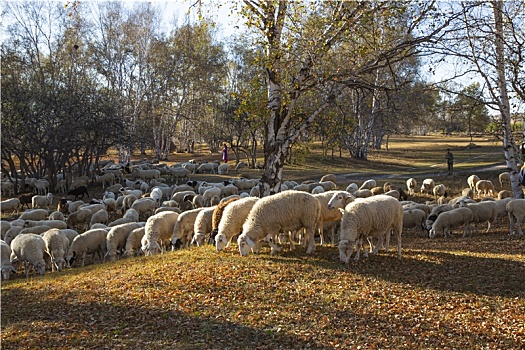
[318,221,325,246]
[24,261,30,278]
[517,216,524,235]
[305,227,316,255]
[353,240,361,261]
[509,213,516,235]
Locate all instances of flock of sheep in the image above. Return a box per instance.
[1,158,524,280]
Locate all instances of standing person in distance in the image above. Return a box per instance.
[445,148,454,175]
[222,143,228,163]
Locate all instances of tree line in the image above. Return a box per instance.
[1,1,524,197]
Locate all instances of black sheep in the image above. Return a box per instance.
[68,186,89,200]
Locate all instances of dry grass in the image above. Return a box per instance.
[3,134,524,349]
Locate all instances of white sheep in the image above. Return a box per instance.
[345,183,359,193]
[23,219,67,230]
[215,197,259,251]
[105,222,144,262]
[60,228,79,245]
[66,200,86,213]
[1,221,12,240]
[429,207,473,238]
[0,198,20,213]
[192,206,217,246]
[10,233,47,278]
[402,208,427,237]
[217,163,229,175]
[19,209,49,221]
[506,199,525,235]
[359,179,376,190]
[55,179,68,193]
[235,162,246,171]
[425,204,454,231]
[353,189,373,198]
[130,198,156,219]
[327,191,356,210]
[121,194,138,212]
[66,209,93,231]
[459,200,498,234]
[203,187,221,206]
[149,187,164,207]
[420,178,435,194]
[497,190,513,200]
[119,188,143,199]
[95,172,115,188]
[131,168,160,181]
[3,226,24,245]
[338,195,403,263]
[498,172,510,189]
[48,211,66,221]
[237,191,321,256]
[196,163,217,174]
[41,228,70,272]
[142,211,179,255]
[475,180,496,198]
[31,193,54,209]
[467,174,480,191]
[432,184,447,200]
[66,228,108,267]
[89,209,109,228]
[320,174,337,184]
[124,227,146,257]
[171,208,205,248]
[406,178,417,196]
[33,179,50,195]
[314,191,346,245]
[1,181,15,197]
[311,186,325,194]
[169,167,191,183]
[1,240,16,280]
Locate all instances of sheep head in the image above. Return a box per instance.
[338,239,354,264]
[215,233,229,251]
[237,233,254,256]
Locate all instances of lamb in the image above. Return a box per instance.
[89,209,109,228]
[192,206,217,246]
[19,209,49,221]
[406,178,417,196]
[461,188,474,199]
[420,178,435,195]
[123,227,146,257]
[68,186,89,200]
[41,228,69,271]
[105,222,144,262]
[10,233,47,278]
[66,229,108,267]
[506,199,525,235]
[171,208,205,248]
[384,190,400,200]
[237,191,321,256]
[141,211,180,255]
[358,179,376,190]
[467,174,480,191]
[31,193,54,209]
[475,180,496,198]
[498,172,511,189]
[0,198,21,213]
[130,198,156,219]
[1,240,16,280]
[203,187,221,206]
[215,197,259,251]
[66,200,86,213]
[429,207,473,238]
[458,200,498,234]
[402,208,427,237]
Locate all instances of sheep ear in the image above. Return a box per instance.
[246,236,255,247]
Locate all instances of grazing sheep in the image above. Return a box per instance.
[1,221,11,240]
[429,207,473,238]
[130,198,156,220]
[3,226,24,245]
[475,180,496,198]
[370,186,384,195]
[420,178,435,195]
[359,179,376,190]
[406,178,417,196]
[18,193,35,210]
[202,187,222,207]
[23,219,67,230]
[313,191,347,245]
[338,195,403,263]
[121,194,138,213]
[130,168,161,181]
[235,161,246,171]
[149,187,164,207]
[425,204,454,231]
[437,196,448,205]
[497,190,513,200]
[499,172,511,189]
[168,167,191,183]
[311,186,325,194]
[383,183,408,201]
[10,233,47,278]
[192,206,217,246]
[55,179,68,193]
[403,208,427,236]
[461,188,474,199]
[171,208,205,248]
[1,240,16,280]
[123,227,146,257]
[196,163,217,174]
[19,209,49,221]
[142,211,180,255]
[66,209,93,231]
[506,199,525,235]
[89,209,109,228]
[172,190,197,204]
[237,191,321,256]
[48,211,66,221]
[215,197,259,251]
[320,174,337,184]
[217,163,229,175]
[105,222,144,262]
[1,181,15,197]
[41,228,69,272]
[66,229,108,267]
[105,183,123,196]
[345,183,359,193]
[432,184,447,200]
[458,200,498,234]
[1,198,21,213]
[32,193,54,209]
[68,186,90,200]
[33,179,50,195]
[211,197,240,237]
[327,191,356,210]
[60,229,79,245]
[95,172,115,188]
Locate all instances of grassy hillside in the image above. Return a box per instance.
[2,134,525,349]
